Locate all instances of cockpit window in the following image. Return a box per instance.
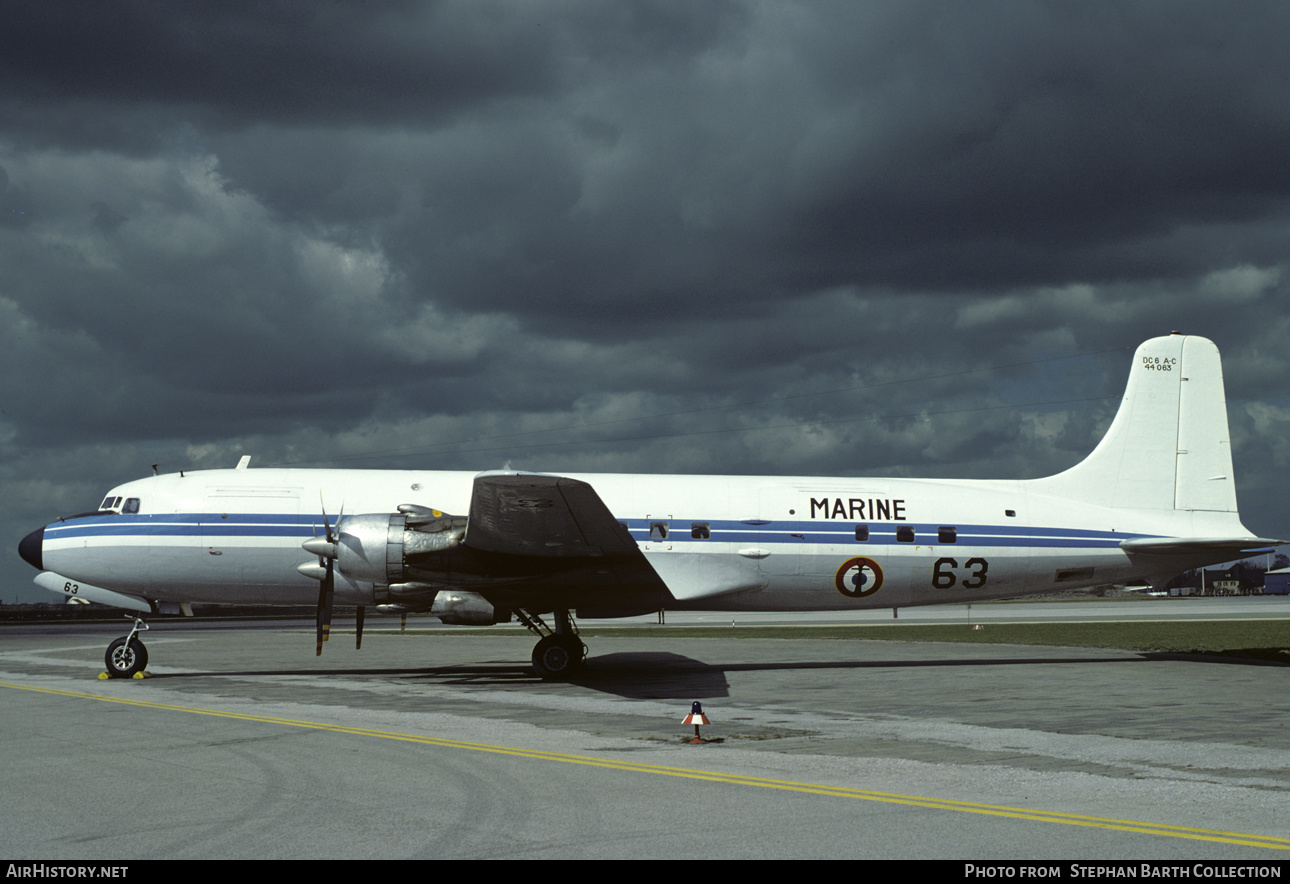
[123,498,140,514]
[100,496,123,512]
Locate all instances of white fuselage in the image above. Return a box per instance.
[37,466,1226,614]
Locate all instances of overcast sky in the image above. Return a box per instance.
[4,1,1289,602]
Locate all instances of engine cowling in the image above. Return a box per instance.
[430,591,508,625]
[301,509,469,589]
[332,514,404,585]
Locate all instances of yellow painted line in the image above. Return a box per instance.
[4,679,1288,851]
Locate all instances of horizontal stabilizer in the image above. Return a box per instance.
[1120,537,1285,556]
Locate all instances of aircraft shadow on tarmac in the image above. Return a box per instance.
[569,651,1155,699]
[147,650,1167,701]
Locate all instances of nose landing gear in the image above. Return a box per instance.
[104,617,149,678]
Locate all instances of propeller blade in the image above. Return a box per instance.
[319,495,344,544]
[328,501,345,543]
[316,558,334,656]
[309,495,347,656]
[320,497,333,543]
[356,605,365,650]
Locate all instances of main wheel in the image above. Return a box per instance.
[105,637,148,678]
[531,634,585,680]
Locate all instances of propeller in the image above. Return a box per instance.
[299,500,371,655]
[302,500,342,656]
[316,505,336,656]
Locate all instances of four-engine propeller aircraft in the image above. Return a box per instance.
[18,334,1283,679]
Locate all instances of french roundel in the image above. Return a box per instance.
[834,557,884,598]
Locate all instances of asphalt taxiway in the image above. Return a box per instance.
[1,599,1287,860]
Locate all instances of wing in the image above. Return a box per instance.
[464,471,639,557]
[458,472,671,614]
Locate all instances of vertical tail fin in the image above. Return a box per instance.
[1034,334,1238,513]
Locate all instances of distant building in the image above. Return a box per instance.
[1265,568,1290,596]
[1166,562,1267,596]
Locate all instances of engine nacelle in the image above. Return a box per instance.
[386,581,440,605]
[334,512,466,586]
[431,591,508,625]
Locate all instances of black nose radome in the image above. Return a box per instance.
[18,527,43,571]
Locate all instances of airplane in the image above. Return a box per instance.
[17,333,1285,680]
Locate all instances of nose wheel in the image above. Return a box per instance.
[104,617,150,678]
[105,637,148,677]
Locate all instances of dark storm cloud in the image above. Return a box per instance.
[179,0,1290,330]
[3,1,543,132]
[3,1,1289,601]
[0,1,742,150]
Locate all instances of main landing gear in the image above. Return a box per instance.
[105,617,149,678]
[516,608,586,680]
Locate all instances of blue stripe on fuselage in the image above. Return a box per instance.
[45,513,1152,549]
[621,518,1145,548]
[45,514,313,540]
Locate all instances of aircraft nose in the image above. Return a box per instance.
[18,527,44,571]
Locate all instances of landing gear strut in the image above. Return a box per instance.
[517,608,586,680]
[105,617,149,678]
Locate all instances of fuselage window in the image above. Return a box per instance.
[896,526,915,543]
[123,498,141,514]
[690,522,710,539]
[854,525,869,542]
[938,526,956,543]
[650,521,669,540]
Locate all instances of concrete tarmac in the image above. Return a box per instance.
[1,599,1288,860]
